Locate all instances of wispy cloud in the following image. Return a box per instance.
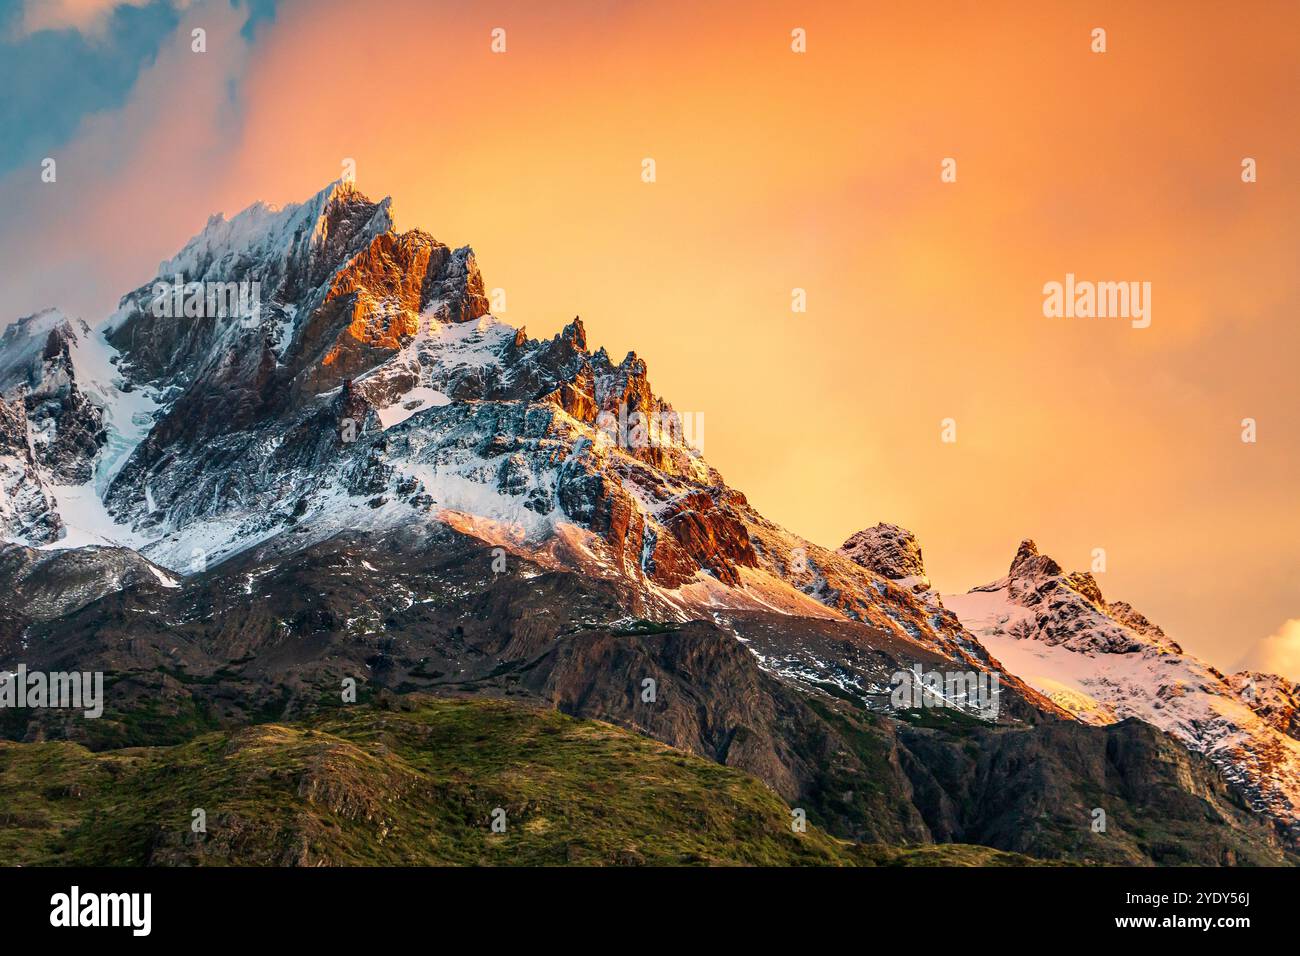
[1239,620,1300,683]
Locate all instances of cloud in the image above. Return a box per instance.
[1238,620,1300,682]
[0,0,257,321]
[11,0,183,39]
[0,1,183,173]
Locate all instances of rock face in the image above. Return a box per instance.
[0,393,62,543]
[2,180,1294,864]
[0,315,107,484]
[944,539,1300,846]
[839,523,932,594]
[1230,671,1300,740]
[0,310,122,543]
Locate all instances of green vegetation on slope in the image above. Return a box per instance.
[0,696,1042,866]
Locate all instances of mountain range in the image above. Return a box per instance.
[2,181,1295,865]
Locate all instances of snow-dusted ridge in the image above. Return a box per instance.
[944,539,1300,842]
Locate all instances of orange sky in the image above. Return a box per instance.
[3,0,1298,674]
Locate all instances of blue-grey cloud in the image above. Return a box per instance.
[0,0,278,175]
[239,0,276,40]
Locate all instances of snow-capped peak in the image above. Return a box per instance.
[945,539,1300,843]
[152,179,389,291]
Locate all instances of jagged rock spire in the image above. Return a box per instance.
[1008,538,1062,578]
[838,522,930,590]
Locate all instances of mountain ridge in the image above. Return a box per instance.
[944,537,1300,845]
[2,180,1295,863]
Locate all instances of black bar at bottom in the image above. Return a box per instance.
[0,865,1279,941]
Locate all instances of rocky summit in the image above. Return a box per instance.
[2,182,1296,866]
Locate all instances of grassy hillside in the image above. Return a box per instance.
[0,696,1041,866]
